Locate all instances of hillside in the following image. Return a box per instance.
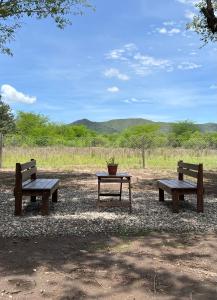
[72,118,217,134]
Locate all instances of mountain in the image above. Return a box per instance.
[71,118,217,134]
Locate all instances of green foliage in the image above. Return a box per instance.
[14,111,96,146]
[0,0,93,55]
[187,0,217,44]
[170,121,200,147]
[0,97,15,134]
[3,109,217,150]
[118,124,167,149]
[106,157,117,166]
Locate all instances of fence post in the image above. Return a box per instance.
[142,136,145,169]
[0,133,3,168]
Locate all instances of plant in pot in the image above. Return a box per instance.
[106,157,118,175]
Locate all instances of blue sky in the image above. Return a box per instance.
[0,0,216,124]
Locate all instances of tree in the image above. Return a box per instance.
[170,121,200,147]
[0,0,93,55]
[0,96,15,134]
[16,111,49,136]
[188,0,217,43]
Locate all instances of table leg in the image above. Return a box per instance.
[97,178,100,210]
[119,180,123,201]
[129,178,132,214]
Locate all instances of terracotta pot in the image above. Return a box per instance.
[107,164,118,175]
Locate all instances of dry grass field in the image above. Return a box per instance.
[2,146,217,170]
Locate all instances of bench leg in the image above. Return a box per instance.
[15,193,22,216]
[31,196,36,202]
[179,194,184,201]
[197,193,204,213]
[41,192,50,216]
[159,188,164,202]
[52,189,58,203]
[172,193,179,213]
[129,180,132,214]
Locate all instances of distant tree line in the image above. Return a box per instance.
[1,100,217,149]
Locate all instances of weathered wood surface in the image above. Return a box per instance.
[23,178,59,191]
[96,172,132,213]
[157,160,204,213]
[14,159,59,216]
[158,179,197,190]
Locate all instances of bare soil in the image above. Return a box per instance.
[1,168,217,299]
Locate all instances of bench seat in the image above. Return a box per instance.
[158,179,197,191]
[157,161,204,213]
[14,159,59,216]
[23,179,59,192]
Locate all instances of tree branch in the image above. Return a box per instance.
[201,0,217,34]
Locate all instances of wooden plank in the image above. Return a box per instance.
[23,178,59,191]
[22,167,37,182]
[99,193,121,197]
[157,179,197,190]
[43,179,59,190]
[23,179,59,190]
[99,179,129,183]
[177,168,198,178]
[178,161,199,171]
[96,172,131,178]
[20,160,36,171]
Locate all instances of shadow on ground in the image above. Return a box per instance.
[1,232,217,299]
[1,169,217,299]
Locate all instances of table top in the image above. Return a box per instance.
[96,172,131,178]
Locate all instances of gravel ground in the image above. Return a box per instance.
[0,187,217,237]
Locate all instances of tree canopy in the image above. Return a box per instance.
[0,96,15,134]
[0,0,93,55]
[188,0,217,43]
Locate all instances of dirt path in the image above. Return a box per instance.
[1,168,217,299]
[1,232,217,299]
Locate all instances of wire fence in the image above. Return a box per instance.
[1,134,217,170]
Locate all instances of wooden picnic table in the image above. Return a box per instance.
[96,172,132,213]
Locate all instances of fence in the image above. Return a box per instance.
[1,134,217,170]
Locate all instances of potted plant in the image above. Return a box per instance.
[106,157,118,175]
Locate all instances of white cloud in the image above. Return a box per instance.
[178,62,201,70]
[105,43,201,77]
[1,84,36,104]
[163,21,175,26]
[131,53,172,75]
[104,68,130,81]
[185,10,195,20]
[107,86,120,93]
[158,28,167,34]
[105,43,137,60]
[177,0,197,5]
[123,97,151,104]
[106,49,126,60]
[124,43,138,52]
[157,27,181,35]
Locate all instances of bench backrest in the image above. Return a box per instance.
[177,160,203,190]
[15,159,37,190]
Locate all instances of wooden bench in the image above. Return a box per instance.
[14,159,59,216]
[157,161,204,213]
